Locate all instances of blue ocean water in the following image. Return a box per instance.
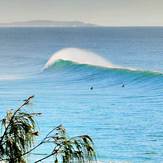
[0,27,163,162]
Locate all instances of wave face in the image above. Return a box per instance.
[41,48,163,92]
[43,48,120,70]
[40,58,163,97]
[45,59,162,76]
[43,48,162,80]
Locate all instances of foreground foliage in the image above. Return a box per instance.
[0,96,96,163]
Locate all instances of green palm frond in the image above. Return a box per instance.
[0,97,38,163]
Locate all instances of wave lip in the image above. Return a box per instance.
[43,48,119,70]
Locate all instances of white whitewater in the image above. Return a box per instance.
[0,75,23,81]
[43,48,120,70]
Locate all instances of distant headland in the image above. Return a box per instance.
[0,20,97,27]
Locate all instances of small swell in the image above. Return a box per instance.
[0,75,24,81]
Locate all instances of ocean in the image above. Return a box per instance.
[0,27,163,162]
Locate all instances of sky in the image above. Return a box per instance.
[0,0,163,26]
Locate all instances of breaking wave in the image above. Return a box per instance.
[43,48,124,70]
[43,48,163,80]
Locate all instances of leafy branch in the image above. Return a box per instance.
[0,96,96,163]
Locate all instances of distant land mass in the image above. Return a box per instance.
[0,20,97,27]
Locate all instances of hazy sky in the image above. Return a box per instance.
[0,0,163,26]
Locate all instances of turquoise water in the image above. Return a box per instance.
[0,27,163,162]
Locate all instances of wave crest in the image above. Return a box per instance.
[43,48,119,70]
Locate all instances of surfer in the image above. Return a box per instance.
[90,86,93,90]
[122,84,125,88]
